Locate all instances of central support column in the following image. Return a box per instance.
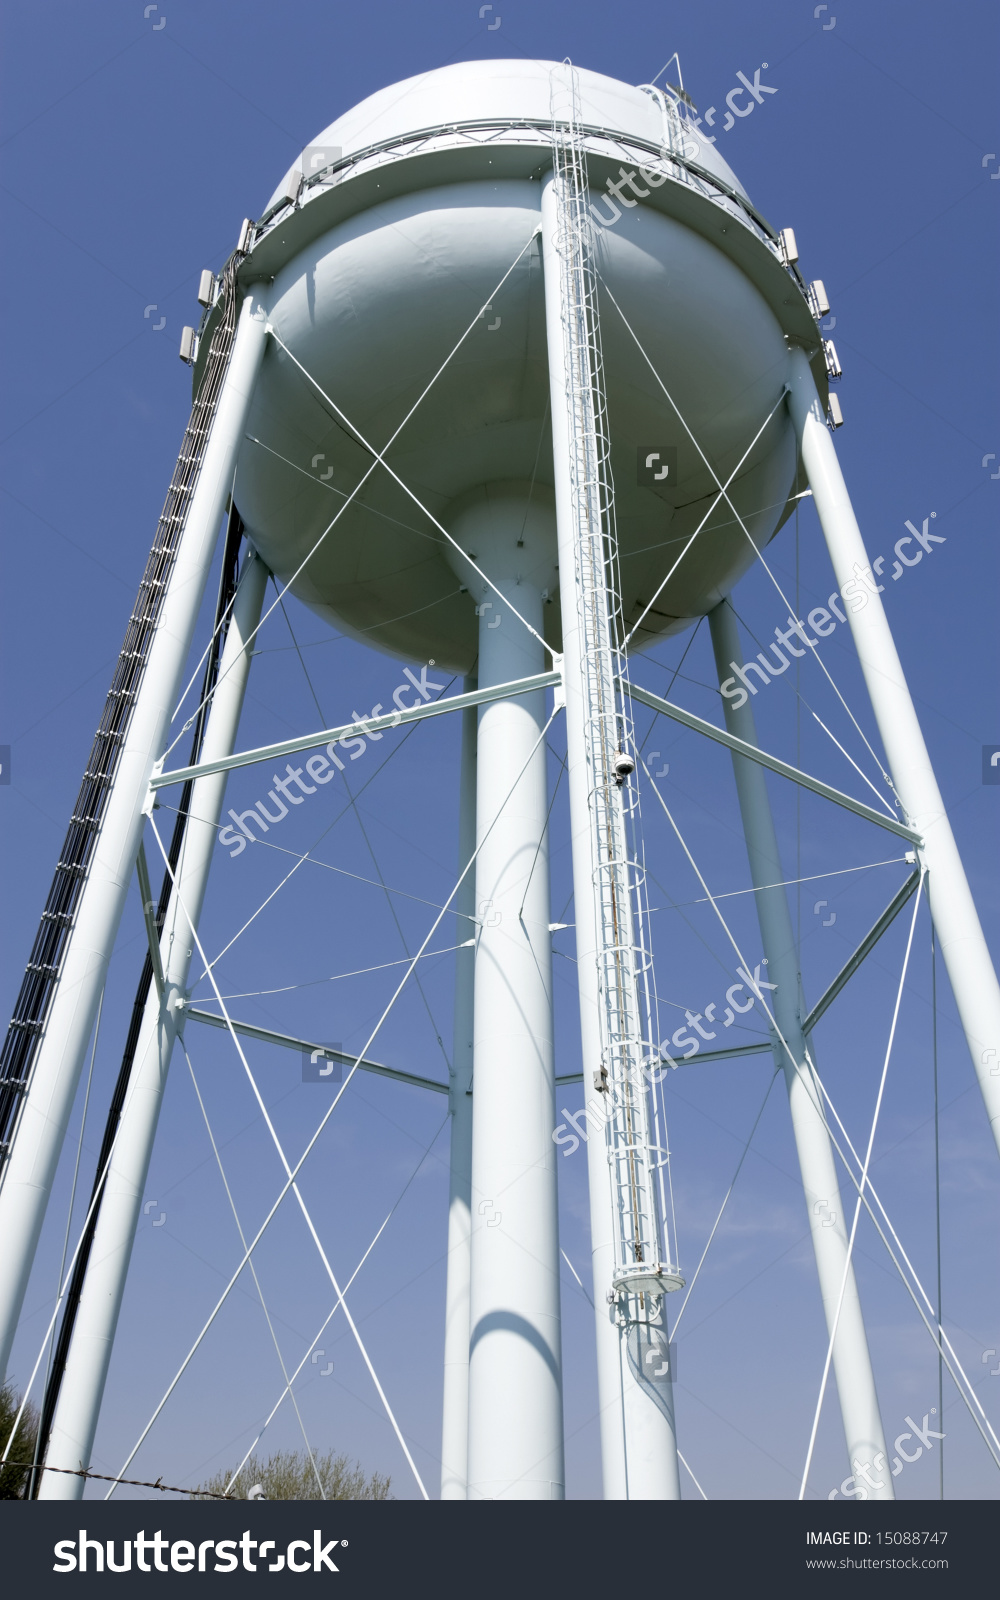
[447,484,564,1500]
[710,599,892,1499]
[440,690,476,1500]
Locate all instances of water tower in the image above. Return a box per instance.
[1,57,998,1502]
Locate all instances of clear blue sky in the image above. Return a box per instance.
[1,0,997,1501]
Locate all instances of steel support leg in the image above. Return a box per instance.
[788,349,1000,1156]
[440,693,476,1500]
[710,599,892,1498]
[37,550,268,1497]
[0,291,270,1383]
[452,489,564,1500]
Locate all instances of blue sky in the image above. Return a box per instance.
[1,0,997,1502]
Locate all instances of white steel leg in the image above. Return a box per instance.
[709,600,892,1498]
[788,349,1000,1157]
[0,291,270,1383]
[37,550,268,1497]
[440,693,476,1500]
[452,491,564,1500]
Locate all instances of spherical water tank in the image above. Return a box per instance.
[226,59,824,672]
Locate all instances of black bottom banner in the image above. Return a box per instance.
[0,1499,992,1596]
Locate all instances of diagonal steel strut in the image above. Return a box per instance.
[625,679,921,845]
[803,869,922,1035]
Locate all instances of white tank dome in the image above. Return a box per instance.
[223,59,822,673]
[263,59,750,215]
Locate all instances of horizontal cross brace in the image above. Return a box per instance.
[151,670,562,790]
[677,1040,773,1066]
[182,1005,449,1094]
[803,868,922,1035]
[553,1040,771,1085]
[625,680,921,846]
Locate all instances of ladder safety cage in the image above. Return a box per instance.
[549,66,682,1306]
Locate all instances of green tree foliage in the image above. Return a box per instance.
[0,1380,39,1500]
[193,1447,391,1501]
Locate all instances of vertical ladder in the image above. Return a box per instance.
[549,72,681,1304]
